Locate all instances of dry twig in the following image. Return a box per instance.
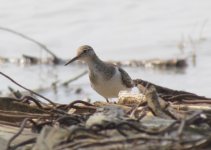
[0,71,56,106]
[0,26,60,63]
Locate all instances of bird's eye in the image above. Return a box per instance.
[84,50,88,53]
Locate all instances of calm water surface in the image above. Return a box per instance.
[0,0,211,103]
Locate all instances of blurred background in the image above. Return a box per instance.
[0,0,211,103]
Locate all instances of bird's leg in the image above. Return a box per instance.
[105,98,110,103]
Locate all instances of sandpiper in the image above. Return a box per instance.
[65,45,134,102]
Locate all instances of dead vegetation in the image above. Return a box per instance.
[0,72,211,150]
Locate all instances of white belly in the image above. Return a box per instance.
[90,68,131,98]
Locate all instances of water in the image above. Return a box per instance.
[0,0,211,103]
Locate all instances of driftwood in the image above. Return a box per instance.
[134,79,211,102]
[0,55,187,69]
[0,72,211,149]
[145,85,176,119]
[110,57,187,68]
[0,97,45,113]
[0,95,211,150]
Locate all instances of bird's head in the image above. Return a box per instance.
[65,45,96,65]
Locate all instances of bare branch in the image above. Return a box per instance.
[0,71,56,106]
[0,26,60,63]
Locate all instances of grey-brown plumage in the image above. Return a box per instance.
[118,67,134,88]
[65,45,134,102]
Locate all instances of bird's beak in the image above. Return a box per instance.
[64,55,80,66]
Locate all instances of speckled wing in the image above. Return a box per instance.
[118,67,134,88]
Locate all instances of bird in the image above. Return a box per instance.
[65,45,134,102]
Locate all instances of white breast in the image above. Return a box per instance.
[90,67,131,98]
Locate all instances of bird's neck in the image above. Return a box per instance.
[86,55,104,70]
[86,55,116,81]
